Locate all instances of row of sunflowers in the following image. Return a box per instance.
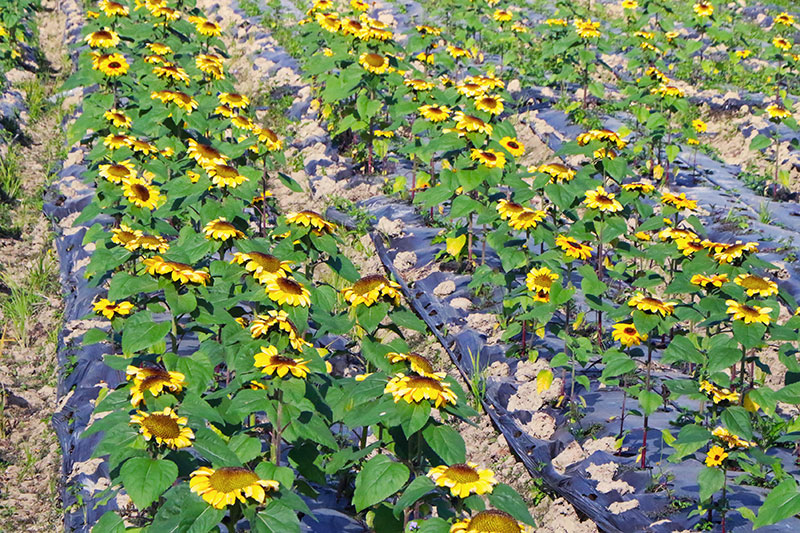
[0,0,39,74]
[67,0,537,532]
[275,0,800,529]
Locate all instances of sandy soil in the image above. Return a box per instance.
[0,0,70,531]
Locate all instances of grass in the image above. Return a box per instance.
[0,145,22,203]
[17,80,46,122]
[0,273,42,349]
[465,346,487,411]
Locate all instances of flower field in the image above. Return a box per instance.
[1,0,799,531]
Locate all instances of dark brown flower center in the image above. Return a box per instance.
[467,510,521,533]
[364,53,384,67]
[276,278,303,294]
[142,413,180,438]
[445,463,480,482]
[208,467,259,493]
[132,184,151,201]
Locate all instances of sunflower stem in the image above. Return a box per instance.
[226,502,242,533]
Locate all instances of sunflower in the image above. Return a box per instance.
[112,223,143,250]
[535,162,575,183]
[622,182,655,194]
[576,129,626,149]
[93,298,134,319]
[556,235,593,260]
[96,53,129,77]
[574,18,601,39]
[187,139,227,166]
[385,373,457,408]
[546,18,568,26]
[774,12,795,26]
[734,274,778,297]
[446,45,471,59]
[765,103,791,119]
[142,256,211,285]
[358,52,389,74]
[713,241,758,264]
[467,74,504,90]
[645,67,670,83]
[285,210,336,234]
[419,104,451,122]
[196,18,222,36]
[416,24,442,35]
[387,352,440,377]
[428,463,497,498]
[772,37,792,51]
[493,9,512,22]
[691,119,708,133]
[705,445,727,468]
[451,510,529,533]
[204,217,245,241]
[103,109,131,129]
[690,274,728,288]
[153,63,190,84]
[651,84,685,98]
[660,192,697,210]
[471,149,506,169]
[99,160,136,183]
[85,28,120,48]
[232,252,293,282]
[496,200,526,220]
[735,49,752,59]
[726,300,772,325]
[147,42,172,55]
[508,209,546,231]
[404,78,435,91]
[693,1,713,17]
[126,365,186,407]
[204,163,248,188]
[254,127,283,151]
[196,53,225,79]
[526,267,558,296]
[700,380,740,404]
[584,186,623,213]
[129,139,158,155]
[453,112,493,135]
[659,227,698,242]
[341,274,402,307]
[351,0,369,10]
[218,92,249,109]
[498,137,524,157]
[190,467,279,509]
[474,95,504,115]
[676,239,705,256]
[122,178,161,210]
[611,323,647,347]
[100,0,129,16]
[712,427,754,448]
[135,234,169,253]
[622,0,638,9]
[130,407,194,449]
[254,345,311,378]
[628,293,675,316]
[151,6,181,22]
[341,18,368,38]
[266,277,311,307]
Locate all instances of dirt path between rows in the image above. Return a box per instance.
[0,0,71,530]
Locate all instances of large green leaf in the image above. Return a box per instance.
[698,467,724,502]
[752,478,800,528]
[120,457,178,509]
[353,455,410,511]
[487,483,536,526]
[121,312,172,355]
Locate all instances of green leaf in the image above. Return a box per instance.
[638,390,662,416]
[393,476,435,517]
[698,467,725,502]
[92,512,124,533]
[721,406,754,441]
[749,134,772,151]
[121,312,172,355]
[668,424,711,462]
[421,424,466,464]
[251,500,301,533]
[278,172,304,193]
[487,483,536,526]
[389,308,427,332]
[732,321,766,350]
[353,455,410,511]
[417,518,451,533]
[753,478,800,528]
[120,457,178,509]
